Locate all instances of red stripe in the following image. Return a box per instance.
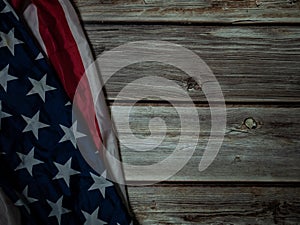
[12,0,102,147]
[11,0,31,14]
[32,0,83,99]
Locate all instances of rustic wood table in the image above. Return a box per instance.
[74,1,300,224]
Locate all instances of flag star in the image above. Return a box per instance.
[0,65,18,91]
[59,121,86,148]
[0,28,23,55]
[22,111,49,139]
[22,186,38,203]
[1,4,10,13]
[65,101,71,106]
[27,75,56,102]
[47,196,71,225]
[15,197,30,213]
[82,207,107,225]
[0,3,18,19]
[88,170,113,199]
[15,185,38,209]
[53,158,80,187]
[0,100,11,129]
[15,148,43,176]
[35,52,43,60]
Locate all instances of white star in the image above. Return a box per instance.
[0,100,11,129]
[35,52,43,60]
[0,3,18,19]
[15,148,43,176]
[65,101,71,106]
[88,170,113,199]
[82,207,107,225]
[15,197,30,213]
[0,28,23,55]
[0,65,17,91]
[59,121,86,148]
[27,75,56,102]
[1,4,10,13]
[22,111,49,139]
[53,158,80,187]
[15,185,38,211]
[21,186,38,204]
[47,196,71,225]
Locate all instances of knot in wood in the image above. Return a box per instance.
[244,117,257,129]
[185,77,201,91]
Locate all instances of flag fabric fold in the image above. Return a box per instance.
[10,0,129,200]
[0,0,132,224]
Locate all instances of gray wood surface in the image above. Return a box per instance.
[72,1,300,224]
[73,0,300,24]
[111,106,300,182]
[86,25,300,103]
[128,185,300,224]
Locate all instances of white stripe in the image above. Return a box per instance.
[57,0,128,204]
[23,4,48,56]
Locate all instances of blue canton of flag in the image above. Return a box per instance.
[0,0,132,224]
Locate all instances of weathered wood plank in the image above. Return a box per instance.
[86,25,300,103]
[128,185,300,224]
[110,106,300,181]
[73,0,300,24]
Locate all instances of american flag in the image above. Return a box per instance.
[0,0,132,224]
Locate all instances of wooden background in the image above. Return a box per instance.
[73,1,300,224]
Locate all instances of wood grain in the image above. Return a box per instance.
[73,0,300,24]
[110,106,300,182]
[128,185,300,224]
[86,25,300,103]
[70,2,300,223]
